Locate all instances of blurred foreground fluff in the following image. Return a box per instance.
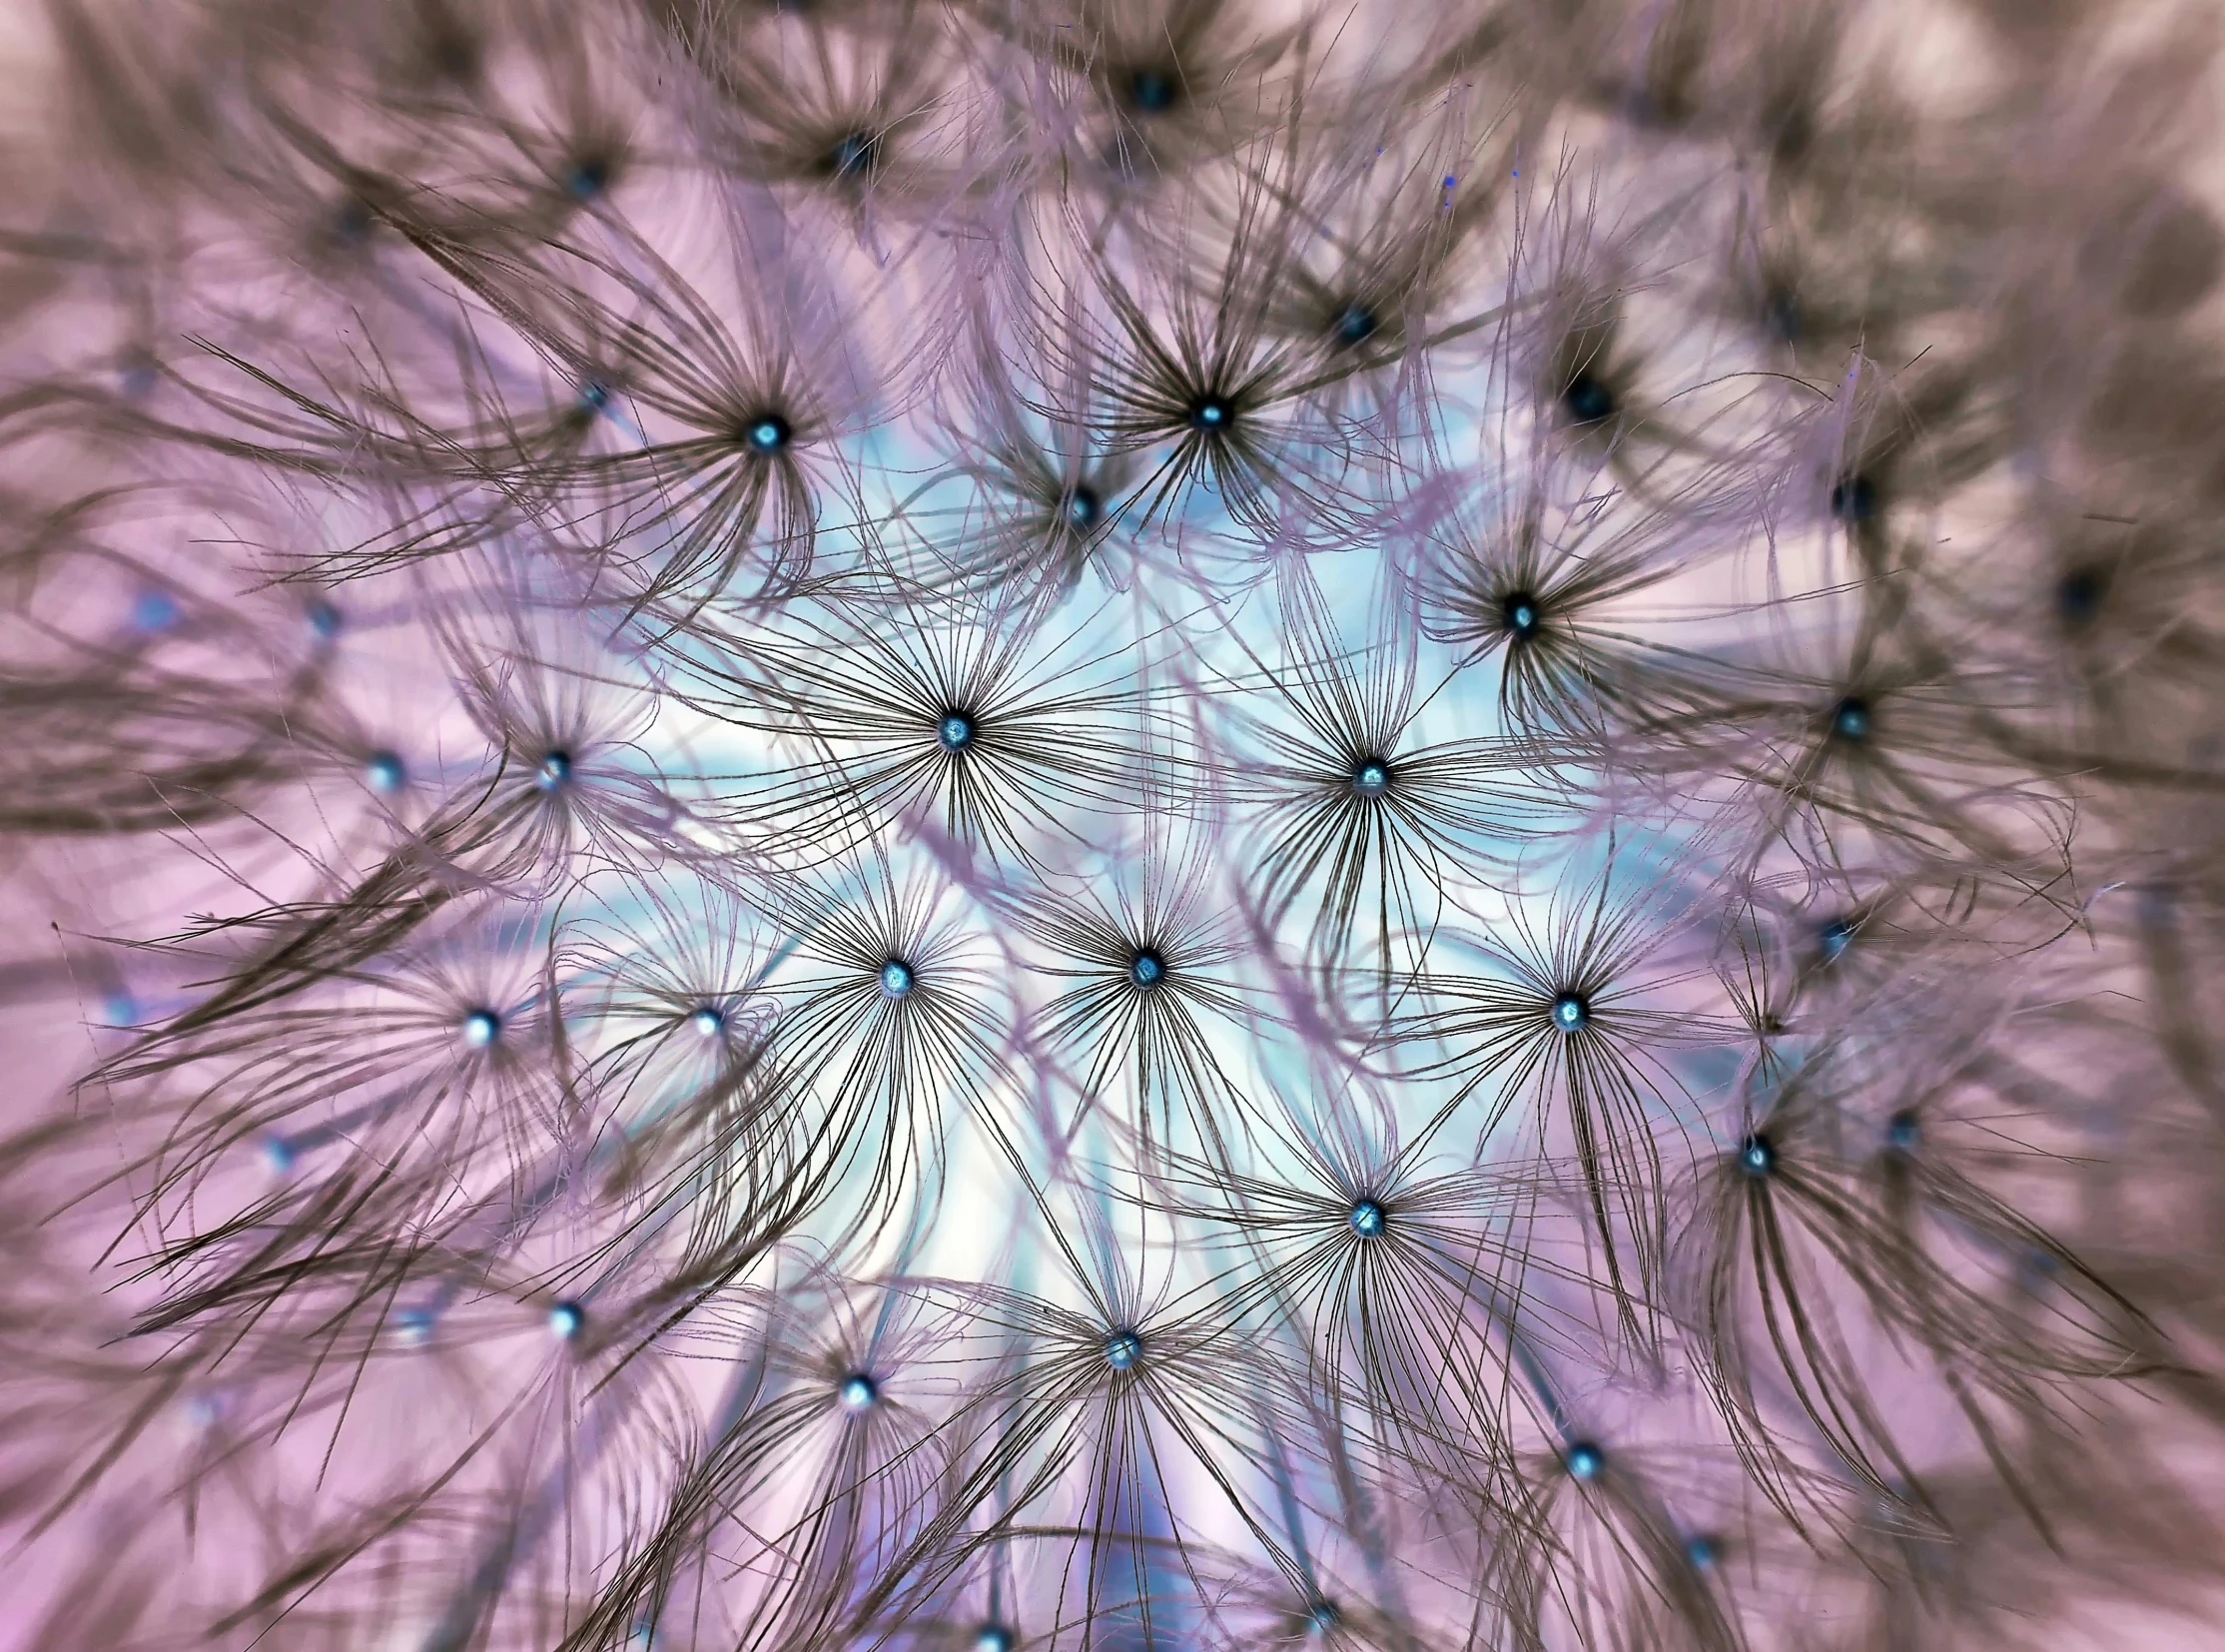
[3,0,2225,1647]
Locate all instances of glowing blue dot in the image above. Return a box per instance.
[365,751,406,793]
[1686,1534,1718,1569]
[462,1009,501,1048]
[133,590,178,631]
[1832,698,1870,742]
[1104,1330,1142,1370]
[939,714,975,751]
[1066,486,1102,528]
[307,599,342,638]
[879,960,915,998]
[827,132,881,177]
[579,380,610,411]
[1352,760,1390,796]
[974,1628,1015,1652]
[1128,950,1165,988]
[536,750,573,790]
[261,1136,296,1175]
[1189,397,1231,430]
[1307,1600,1340,1633]
[839,1373,878,1411]
[1886,1112,1919,1152]
[548,1301,585,1339]
[1334,304,1378,344]
[1739,1134,1777,1178]
[1551,993,1588,1032]
[1819,916,1855,962]
[691,1006,726,1039]
[101,993,138,1028]
[1348,1199,1385,1238]
[394,1306,435,1345]
[1566,1441,1604,1481]
[746,415,791,453]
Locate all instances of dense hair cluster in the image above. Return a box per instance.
[3,0,2225,1646]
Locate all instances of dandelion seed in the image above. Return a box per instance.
[1124,69,1178,113]
[1739,1134,1778,1177]
[1830,473,1878,521]
[1562,374,1616,424]
[1189,396,1233,431]
[1333,304,1379,346]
